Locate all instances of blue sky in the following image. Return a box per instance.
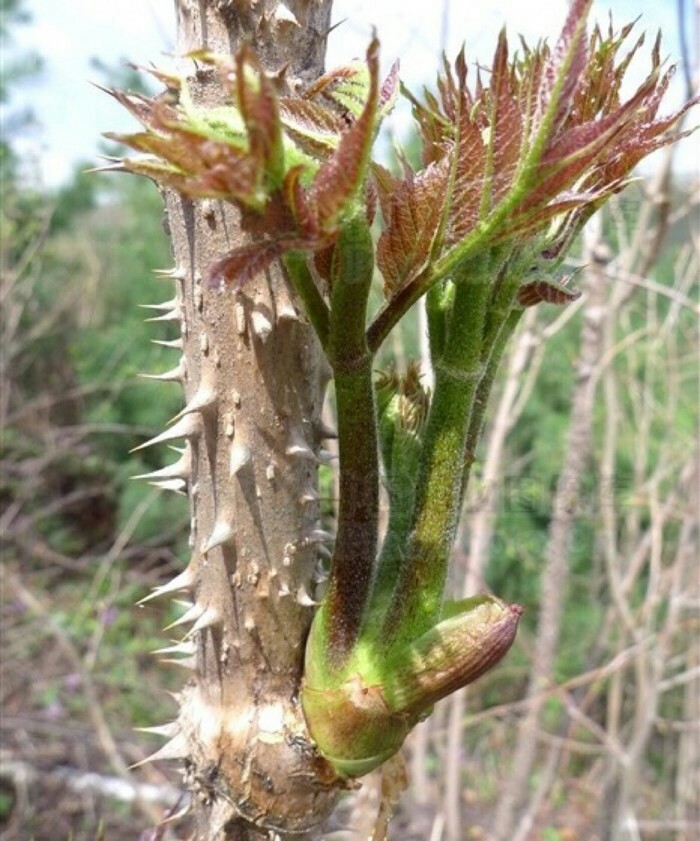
[7,0,698,186]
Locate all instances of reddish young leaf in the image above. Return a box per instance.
[307,38,381,232]
[379,61,401,114]
[448,109,487,244]
[520,75,659,213]
[113,128,262,203]
[534,0,593,134]
[235,46,284,185]
[117,157,197,192]
[106,130,203,175]
[207,236,310,289]
[371,163,402,224]
[313,243,336,287]
[518,276,581,308]
[377,158,451,296]
[279,98,345,156]
[283,165,319,237]
[486,30,524,208]
[102,87,178,133]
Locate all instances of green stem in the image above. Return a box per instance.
[461,307,523,503]
[318,211,379,666]
[382,261,492,642]
[282,250,330,348]
[426,280,453,364]
[363,422,418,626]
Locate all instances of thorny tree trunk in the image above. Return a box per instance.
[492,225,610,840]
[147,3,341,839]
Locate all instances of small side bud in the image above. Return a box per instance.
[385,596,523,717]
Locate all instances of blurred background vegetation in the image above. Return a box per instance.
[1,0,698,839]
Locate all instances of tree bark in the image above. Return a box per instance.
[146,3,340,839]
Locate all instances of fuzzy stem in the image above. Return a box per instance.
[318,211,379,665]
[361,280,454,622]
[461,307,523,498]
[364,421,419,624]
[382,260,492,642]
[283,250,330,348]
[426,280,453,364]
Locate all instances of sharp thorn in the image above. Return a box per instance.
[202,521,235,553]
[139,359,186,382]
[152,640,196,656]
[135,721,181,739]
[130,415,200,453]
[138,567,196,605]
[316,421,338,439]
[86,162,125,173]
[303,528,334,545]
[159,801,192,826]
[250,310,272,342]
[170,387,216,423]
[153,267,187,281]
[230,442,251,476]
[277,303,299,322]
[133,448,192,484]
[139,298,179,311]
[159,655,197,670]
[286,429,319,461]
[185,605,221,637]
[149,478,187,494]
[130,733,190,768]
[151,337,184,349]
[145,304,183,323]
[163,601,205,631]
[286,442,316,461]
[295,585,319,607]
